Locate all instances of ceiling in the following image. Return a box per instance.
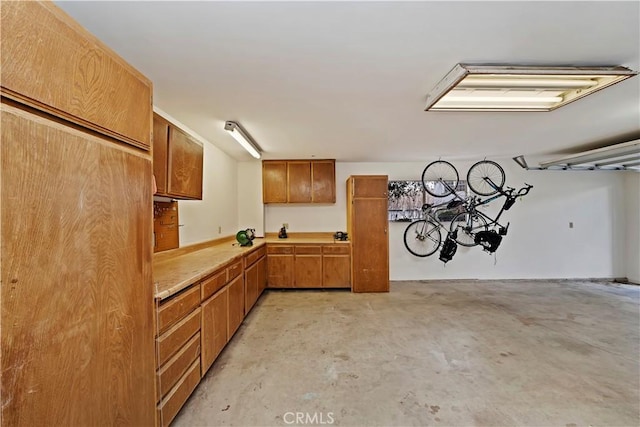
[56,1,640,163]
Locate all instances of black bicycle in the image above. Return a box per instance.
[449,183,533,250]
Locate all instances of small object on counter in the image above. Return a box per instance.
[278,226,288,239]
[333,231,348,241]
[236,229,255,246]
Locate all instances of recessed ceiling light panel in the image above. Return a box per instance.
[425,64,637,112]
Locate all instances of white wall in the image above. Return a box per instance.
[265,160,629,280]
[179,142,238,246]
[624,172,640,284]
[237,160,265,237]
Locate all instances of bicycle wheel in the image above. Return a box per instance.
[450,212,488,247]
[421,160,459,197]
[467,160,505,196]
[403,219,442,257]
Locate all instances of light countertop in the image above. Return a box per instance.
[153,236,349,300]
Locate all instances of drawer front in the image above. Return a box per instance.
[227,260,243,281]
[323,245,350,254]
[157,307,201,366]
[156,332,201,402]
[201,269,227,301]
[157,285,201,335]
[295,245,322,255]
[267,245,294,254]
[245,246,266,267]
[157,358,201,427]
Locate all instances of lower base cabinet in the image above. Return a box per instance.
[201,288,228,373]
[157,359,201,427]
[267,244,351,289]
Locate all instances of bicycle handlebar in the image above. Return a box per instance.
[516,184,533,197]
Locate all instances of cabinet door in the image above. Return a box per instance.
[267,255,294,288]
[227,276,244,338]
[312,160,336,203]
[167,126,203,199]
[294,255,323,288]
[287,161,312,203]
[262,161,287,203]
[1,103,155,425]
[1,2,152,150]
[244,262,259,313]
[352,197,389,292]
[153,114,169,195]
[323,255,351,288]
[352,175,388,198]
[201,288,228,373]
[257,256,267,295]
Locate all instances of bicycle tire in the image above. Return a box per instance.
[421,160,459,197]
[449,212,488,247]
[467,160,505,196]
[403,219,442,257]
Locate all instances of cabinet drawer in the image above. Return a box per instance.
[156,332,200,402]
[157,307,201,366]
[268,245,294,254]
[227,260,243,281]
[201,269,227,301]
[157,358,201,427]
[323,245,350,254]
[245,246,266,267]
[157,285,201,335]
[295,245,322,255]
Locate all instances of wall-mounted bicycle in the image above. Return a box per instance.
[403,159,532,260]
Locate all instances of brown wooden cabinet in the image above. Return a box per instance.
[312,160,336,203]
[267,245,295,287]
[1,3,155,425]
[155,284,202,424]
[153,115,170,193]
[322,245,351,288]
[262,161,288,203]
[201,287,228,373]
[262,160,335,204]
[257,256,268,294]
[294,246,323,288]
[288,161,312,203]
[1,1,152,151]
[267,243,350,289]
[153,113,204,200]
[245,246,266,312]
[227,275,245,338]
[347,176,389,292]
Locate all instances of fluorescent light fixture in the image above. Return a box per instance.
[224,121,261,159]
[425,64,637,112]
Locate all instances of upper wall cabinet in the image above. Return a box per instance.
[1,2,152,151]
[262,160,335,204]
[153,113,203,200]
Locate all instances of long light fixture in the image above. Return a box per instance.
[425,64,637,112]
[224,121,261,159]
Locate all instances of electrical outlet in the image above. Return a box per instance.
[569,222,574,229]
[283,223,289,229]
[218,226,222,234]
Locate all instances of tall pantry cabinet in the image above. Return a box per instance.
[346,176,390,292]
[1,2,155,425]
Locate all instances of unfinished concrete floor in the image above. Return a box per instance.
[174,280,640,426]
